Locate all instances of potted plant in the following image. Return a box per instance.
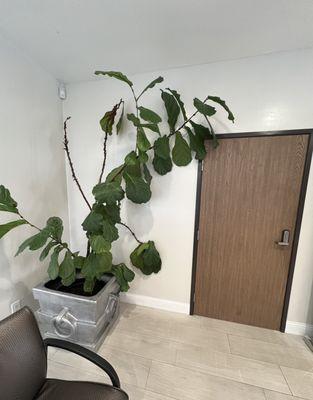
[0,71,234,348]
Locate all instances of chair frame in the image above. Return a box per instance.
[44,338,121,388]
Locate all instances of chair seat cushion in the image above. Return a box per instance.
[35,379,128,400]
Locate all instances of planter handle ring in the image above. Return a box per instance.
[52,307,76,339]
[106,293,119,317]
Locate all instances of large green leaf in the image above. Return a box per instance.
[100,104,118,135]
[59,251,76,286]
[185,126,206,160]
[137,76,164,99]
[206,95,235,122]
[193,98,216,117]
[154,136,170,159]
[94,70,133,87]
[138,150,148,164]
[104,204,121,224]
[47,245,63,280]
[0,205,17,213]
[82,211,104,234]
[190,121,218,149]
[123,171,151,204]
[83,277,95,293]
[46,217,63,241]
[130,241,161,275]
[39,240,56,262]
[0,219,27,239]
[142,241,162,274]
[152,155,172,175]
[112,263,135,292]
[137,128,151,152]
[190,121,212,140]
[0,185,18,214]
[102,219,119,243]
[97,252,113,275]
[90,235,111,254]
[124,151,138,166]
[124,159,141,177]
[82,252,112,285]
[172,132,192,166]
[138,106,162,124]
[140,123,160,134]
[105,165,124,185]
[127,113,140,126]
[116,102,124,134]
[161,90,180,132]
[15,229,49,256]
[73,255,85,269]
[92,181,124,205]
[143,164,152,185]
[166,88,187,120]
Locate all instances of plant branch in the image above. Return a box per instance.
[98,132,108,183]
[17,212,75,256]
[63,117,92,211]
[130,86,139,118]
[118,222,142,244]
[109,96,209,182]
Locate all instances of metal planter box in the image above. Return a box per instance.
[33,275,120,351]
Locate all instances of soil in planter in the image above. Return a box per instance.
[45,278,106,297]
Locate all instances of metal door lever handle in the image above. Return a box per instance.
[277,230,290,246]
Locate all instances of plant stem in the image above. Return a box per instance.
[63,117,92,211]
[109,96,209,182]
[130,86,139,118]
[17,212,75,256]
[98,132,108,183]
[118,222,143,244]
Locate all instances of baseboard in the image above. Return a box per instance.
[285,320,313,336]
[120,292,190,314]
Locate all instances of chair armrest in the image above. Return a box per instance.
[44,338,120,388]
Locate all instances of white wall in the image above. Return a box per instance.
[0,34,69,319]
[63,47,313,327]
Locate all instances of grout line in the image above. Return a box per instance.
[144,359,152,390]
[262,388,268,400]
[148,359,286,395]
[172,357,292,395]
[226,333,232,353]
[279,365,295,396]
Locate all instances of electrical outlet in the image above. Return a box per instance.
[10,299,22,314]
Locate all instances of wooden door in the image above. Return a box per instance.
[194,135,308,330]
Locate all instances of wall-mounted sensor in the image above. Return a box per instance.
[58,82,67,100]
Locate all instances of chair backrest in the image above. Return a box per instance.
[0,307,47,400]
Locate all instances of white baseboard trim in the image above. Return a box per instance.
[285,320,313,336]
[120,293,190,314]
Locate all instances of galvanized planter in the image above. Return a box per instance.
[33,274,120,351]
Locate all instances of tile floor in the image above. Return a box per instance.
[47,303,313,400]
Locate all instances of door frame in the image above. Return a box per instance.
[189,128,313,332]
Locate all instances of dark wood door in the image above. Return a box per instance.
[194,135,308,330]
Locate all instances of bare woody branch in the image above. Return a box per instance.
[63,117,92,211]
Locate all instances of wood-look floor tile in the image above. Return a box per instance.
[51,345,151,389]
[281,366,313,400]
[147,361,266,400]
[168,321,230,352]
[123,382,178,400]
[264,389,305,400]
[106,330,178,364]
[201,317,305,348]
[47,359,109,383]
[176,343,290,393]
[229,335,313,371]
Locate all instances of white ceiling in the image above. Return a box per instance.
[1,0,313,83]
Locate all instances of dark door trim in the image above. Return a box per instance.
[189,128,313,332]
